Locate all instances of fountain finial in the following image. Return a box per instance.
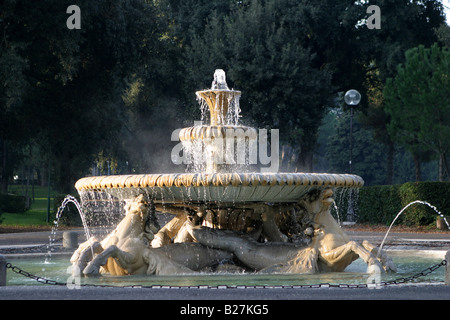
[211,69,229,90]
[196,70,241,126]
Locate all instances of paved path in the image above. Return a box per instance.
[0,283,449,300]
[0,228,88,247]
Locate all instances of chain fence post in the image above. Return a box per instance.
[445,250,450,286]
[0,254,6,286]
[63,231,79,249]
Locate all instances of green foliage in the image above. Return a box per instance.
[325,111,387,185]
[360,0,444,81]
[398,182,450,226]
[358,185,402,225]
[357,1,445,183]
[318,109,439,185]
[0,0,165,192]
[357,181,450,226]
[0,185,58,226]
[53,194,82,227]
[180,0,334,170]
[0,193,27,213]
[436,23,450,48]
[0,0,448,197]
[384,43,450,181]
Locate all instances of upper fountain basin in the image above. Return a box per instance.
[195,89,241,126]
[179,125,257,142]
[75,172,364,203]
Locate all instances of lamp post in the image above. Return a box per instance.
[344,89,361,224]
[344,89,361,174]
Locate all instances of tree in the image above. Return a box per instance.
[120,44,187,174]
[325,111,387,186]
[358,77,396,184]
[0,0,164,193]
[165,0,446,174]
[0,0,30,193]
[384,43,450,181]
[180,0,334,171]
[435,23,450,49]
[357,0,445,184]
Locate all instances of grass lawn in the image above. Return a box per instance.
[0,185,57,231]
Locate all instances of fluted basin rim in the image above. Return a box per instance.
[75,172,364,191]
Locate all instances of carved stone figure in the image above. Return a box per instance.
[187,188,397,274]
[70,195,233,276]
[71,190,396,277]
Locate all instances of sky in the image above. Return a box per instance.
[445,0,450,24]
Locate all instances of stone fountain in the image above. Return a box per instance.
[71,70,396,277]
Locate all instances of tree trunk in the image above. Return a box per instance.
[296,149,314,172]
[445,153,450,181]
[439,152,450,182]
[1,140,9,193]
[280,145,294,172]
[413,154,421,182]
[56,153,74,194]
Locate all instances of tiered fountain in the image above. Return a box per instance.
[72,70,396,277]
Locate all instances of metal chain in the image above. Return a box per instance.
[5,263,67,286]
[5,260,447,289]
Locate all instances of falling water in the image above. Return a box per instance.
[331,201,341,226]
[377,200,449,258]
[228,94,241,125]
[197,96,211,125]
[331,187,354,225]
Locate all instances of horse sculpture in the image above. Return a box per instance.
[71,189,396,277]
[186,188,397,274]
[70,194,233,276]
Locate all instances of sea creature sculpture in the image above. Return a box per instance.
[70,195,233,276]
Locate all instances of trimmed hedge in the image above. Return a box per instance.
[357,182,450,226]
[0,193,27,213]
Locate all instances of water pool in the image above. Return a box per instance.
[5,250,446,287]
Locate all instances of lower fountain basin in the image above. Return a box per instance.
[75,172,364,203]
[5,250,446,286]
